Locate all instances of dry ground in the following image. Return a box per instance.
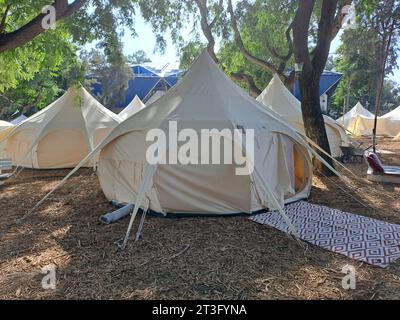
[0,138,399,300]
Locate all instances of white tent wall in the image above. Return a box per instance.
[257,74,350,158]
[0,120,13,158]
[5,86,121,169]
[379,106,400,137]
[98,128,311,215]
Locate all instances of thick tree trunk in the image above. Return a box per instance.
[299,71,333,174]
[293,0,337,176]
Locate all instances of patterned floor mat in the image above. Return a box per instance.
[250,201,400,268]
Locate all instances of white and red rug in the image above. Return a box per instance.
[250,201,400,268]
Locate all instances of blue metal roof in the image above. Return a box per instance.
[293,71,343,99]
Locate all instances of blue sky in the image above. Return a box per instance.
[120,13,399,82]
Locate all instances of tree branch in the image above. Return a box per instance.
[231,72,262,97]
[0,0,87,53]
[292,0,314,76]
[227,0,284,77]
[264,21,294,62]
[210,0,224,30]
[312,0,339,75]
[194,0,219,63]
[331,0,352,40]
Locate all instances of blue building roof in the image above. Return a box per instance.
[293,71,343,100]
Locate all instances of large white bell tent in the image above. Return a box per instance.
[118,95,146,120]
[0,120,13,158]
[4,86,121,169]
[94,51,314,216]
[257,74,350,158]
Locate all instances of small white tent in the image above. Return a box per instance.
[337,102,374,129]
[5,86,121,169]
[70,50,314,218]
[257,74,350,157]
[119,95,146,121]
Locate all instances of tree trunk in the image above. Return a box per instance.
[292,0,338,176]
[299,71,333,174]
[373,20,395,150]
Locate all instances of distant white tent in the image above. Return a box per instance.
[349,105,400,137]
[0,120,13,158]
[337,102,374,128]
[379,106,400,137]
[257,74,350,157]
[5,86,121,169]
[119,95,146,120]
[11,114,28,125]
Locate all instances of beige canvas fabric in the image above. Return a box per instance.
[88,50,313,216]
[341,104,400,137]
[0,120,13,158]
[118,95,146,120]
[5,86,121,169]
[336,102,374,132]
[338,102,383,137]
[379,106,400,137]
[257,74,350,158]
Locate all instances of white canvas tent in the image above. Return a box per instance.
[4,86,121,169]
[119,95,146,120]
[337,102,374,130]
[349,105,400,137]
[379,106,400,137]
[0,120,13,158]
[257,74,350,158]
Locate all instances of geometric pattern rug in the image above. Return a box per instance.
[250,201,400,268]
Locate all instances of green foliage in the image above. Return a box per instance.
[331,2,400,116]
[0,0,139,116]
[0,25,82,117]
[82,45,133,110]
[137,0,228,53]
[179,41,205,70]
[127,50,152,64]
[217,0,298,91]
